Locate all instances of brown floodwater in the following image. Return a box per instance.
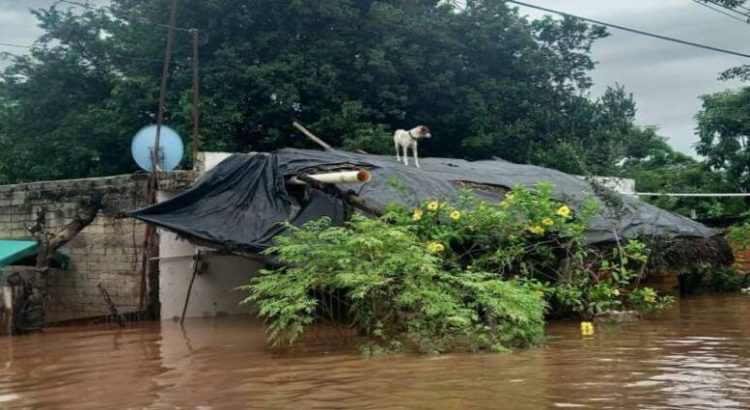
[1,295,750,409]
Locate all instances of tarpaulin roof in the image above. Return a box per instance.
[0,239,69,270]
[129,148,717,254]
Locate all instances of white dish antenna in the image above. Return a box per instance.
[131,124,184,172]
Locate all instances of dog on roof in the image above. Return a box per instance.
[394,125,431,168]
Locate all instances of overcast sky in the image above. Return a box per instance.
[2,0,749,156]
[518,0,748,156]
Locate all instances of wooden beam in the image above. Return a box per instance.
[293,121,334,151]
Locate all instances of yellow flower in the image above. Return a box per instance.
[542,217,554,226]
[556,205,571,218]
[527,225,545,235]
[612,289,620,296]
[580,321,595,336]
[426,241,445,253]
[412,209,423,221]
[499,192,514,208]
[427,201,440,212]
[449,210,461,220]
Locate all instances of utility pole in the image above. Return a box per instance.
[139,0,179,318]
[190,28,201,167]
[153,0,180,177]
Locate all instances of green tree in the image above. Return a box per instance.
[619,140,744,219]
[696,87,750,193]
[0,0,657,183]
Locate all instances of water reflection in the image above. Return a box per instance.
[0,295,748,409]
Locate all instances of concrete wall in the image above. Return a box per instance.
[0,173,191,323]
[157,191,260,320]
[579,176,637,195]
[199,152,235,173]
[158,152,261,320]
[158,239,260,320]
[0,151,263,323]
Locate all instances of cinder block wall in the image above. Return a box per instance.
[0,173,191,323]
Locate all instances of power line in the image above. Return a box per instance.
[0,51,27,60]
[55,0,193,32]
[702,0,750,16]
[0,42,33,49]
[506,0,750,59]
[692,0,750,24]
[0,40,165,65]
[717,0,750,13]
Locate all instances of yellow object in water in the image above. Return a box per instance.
[580,321,594,336]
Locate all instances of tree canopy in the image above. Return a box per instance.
[696,88,750,191]
[0,0,669,184]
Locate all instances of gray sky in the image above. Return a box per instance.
[0,0,49,48]
[518,0,748,156]
[2,0,749,156]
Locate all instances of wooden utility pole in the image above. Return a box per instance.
[191,28,201,166]
[139,0,179,319]
[153,0,179,177]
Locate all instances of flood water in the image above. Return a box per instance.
[2,295,750,409]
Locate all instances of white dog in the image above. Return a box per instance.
[394,125,431,168]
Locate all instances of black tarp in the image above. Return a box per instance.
[130,148,717,254]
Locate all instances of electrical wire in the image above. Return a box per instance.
[55,0,194,32]
[0,40,165,65]
[0,42,34,49]
[505,0,750,59]
[700,0,750,19]
[692,0,750,23]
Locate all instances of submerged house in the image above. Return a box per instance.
[132,149,732,312]
[0,149,732,329]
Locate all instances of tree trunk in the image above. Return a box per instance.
[13,194,103,333]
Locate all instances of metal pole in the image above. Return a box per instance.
[180,253,200,325]
[190,28,200,167]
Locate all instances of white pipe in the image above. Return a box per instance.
[290,170,372,185]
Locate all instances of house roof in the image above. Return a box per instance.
[129,148,719,257]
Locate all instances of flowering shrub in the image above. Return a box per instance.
[383,182,672,318]
[242,215,546,354]
[242,182,673,354]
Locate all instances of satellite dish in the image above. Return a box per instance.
[131,124,184,172]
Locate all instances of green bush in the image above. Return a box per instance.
[242,183,673,354]
[728,222,750,253]
[388,183,671,318]
[241,215,545,354]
